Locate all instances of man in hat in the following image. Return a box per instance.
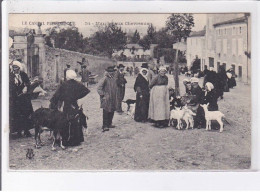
[115,64,127,113]
[97,66,118,132]
[64,64,71,81]
[10,61,33,137]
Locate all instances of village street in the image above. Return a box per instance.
[9,74,251,170]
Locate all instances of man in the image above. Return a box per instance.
[97,66,117,132]
[147,62,157,84]
[81,65,90,87]
[64,64,71,81]
[115,64,127,113]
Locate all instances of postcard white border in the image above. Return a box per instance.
[2,0,260,190]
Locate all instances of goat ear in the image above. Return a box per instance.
[207,103,209,106]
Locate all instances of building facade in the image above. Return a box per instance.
[186,30,206,69]
[186,13,251,83]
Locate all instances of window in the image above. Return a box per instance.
[239,66,242,78]
[232,38,237,55]
[232,27,236,35]
[239,27,242,34]
[224,28,227,35]
[223,39,227,54]
[237,38,243,56]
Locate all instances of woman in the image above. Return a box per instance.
[217,65,228,99]
[9,61,33,137]
[134,63,150,122]
[201,82,219,111]
[50,69,90,146]
[227,67,237,89]
[183,79,192,95]
[149,66,170,128]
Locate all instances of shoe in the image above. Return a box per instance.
[102,127,109,132]
[109,125,116,128]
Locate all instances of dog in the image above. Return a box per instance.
[122,99,136,118]
[31,106,87,150]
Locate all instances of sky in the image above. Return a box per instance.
[9,14,207,37]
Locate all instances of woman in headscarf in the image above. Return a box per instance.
[50,69,90,146]
[227,67,237,89]
[9,61,33,137]
[149,66,170,128]
[134,63,150,123]
[201,82,219,111]
[217,65,228,99]
[183,78,192,95]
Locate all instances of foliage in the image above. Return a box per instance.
[138,24,157,50]
[166,13,194,42]
[130,30,140,44]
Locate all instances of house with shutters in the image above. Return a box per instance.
[186,13,251,83]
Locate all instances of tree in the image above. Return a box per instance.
[166,14,194,42]
[131,30,140,44]
[138,24,157,50]
[89,23,127,58]
[166,14,194,95]
[45,26,85,52]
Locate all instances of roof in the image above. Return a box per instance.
[213,16,247,27]
[189,30,206,37]
[125,44,143,49]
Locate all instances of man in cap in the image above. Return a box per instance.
[10,61,33,137]
[97,66,118,132]
[115,64,127,113]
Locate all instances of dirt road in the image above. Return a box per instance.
[9,74,251,170]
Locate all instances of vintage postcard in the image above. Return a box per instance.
[7,12,252,171]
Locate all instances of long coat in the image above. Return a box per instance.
[134,74,150,122]
[97,72,117,112]
[9,71,33,133]
[115,70,127,110]
[50,79,90,146]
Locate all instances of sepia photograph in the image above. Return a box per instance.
[7,12,251,171]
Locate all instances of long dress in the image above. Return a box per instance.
[50,79,90,146]
[9,71,33,134]
[134,74,150,122]
[148,75,170,121]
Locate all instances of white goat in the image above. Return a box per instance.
[169,107,184,129]
[200,103,225,132]
[182,106,196,129]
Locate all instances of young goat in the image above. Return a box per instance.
[200,103,225,132]
[169,107,185,129]
[182,106,196,129]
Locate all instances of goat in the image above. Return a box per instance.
[169,107,185,130]
[200,103,225,132]
[182,106,196,129]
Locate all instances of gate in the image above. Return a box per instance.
[27,33,40,78]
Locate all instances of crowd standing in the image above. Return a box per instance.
[9,58,237,147]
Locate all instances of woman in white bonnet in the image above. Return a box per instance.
[9,61,33,137]
[148,66,170,128]
[201,82,219,111]
[50,69,90,146]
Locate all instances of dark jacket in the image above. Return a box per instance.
[97,72,117,112]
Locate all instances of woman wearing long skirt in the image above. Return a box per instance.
[149,66,170,128]
[134,63,150,122]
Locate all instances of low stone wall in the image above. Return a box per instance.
[43,46,116,89]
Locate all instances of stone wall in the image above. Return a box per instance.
[43,46,116,89]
